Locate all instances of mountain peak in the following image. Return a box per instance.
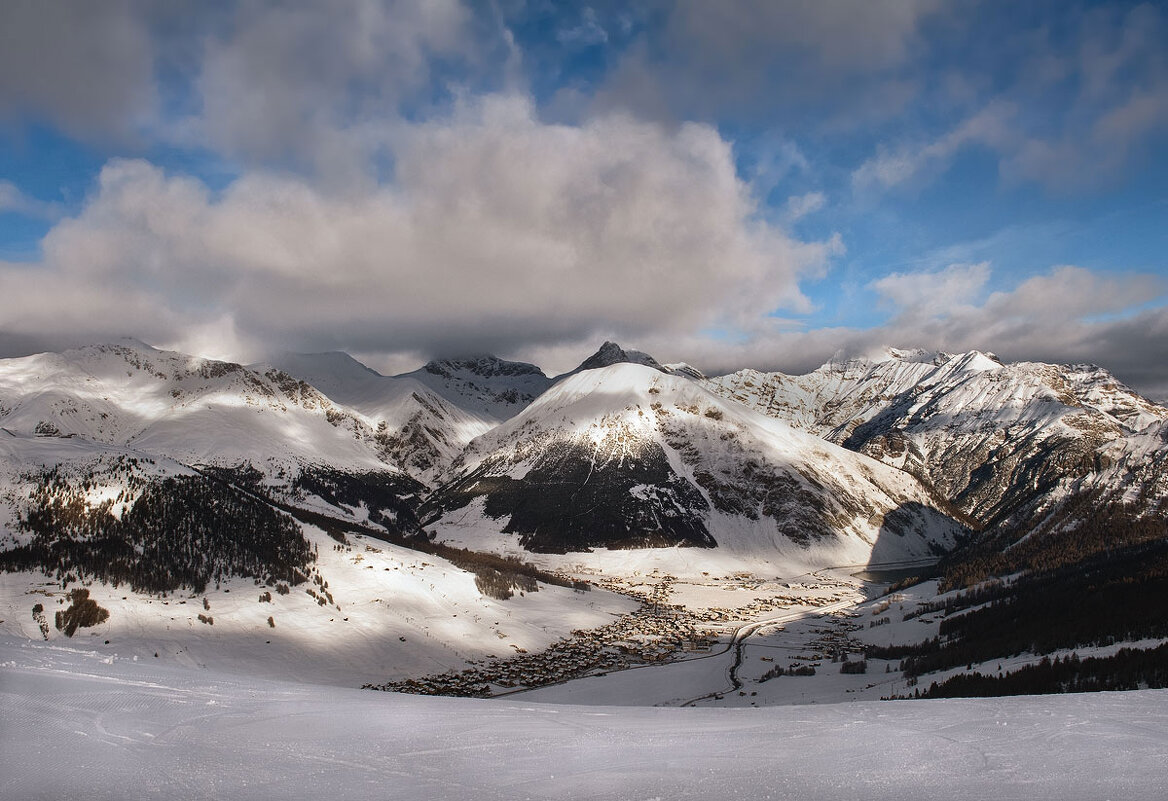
[400,355,552,422]
[818,346,948,373]
[574,341,665,374]
[271,350,386,381]
[421,355,545,380]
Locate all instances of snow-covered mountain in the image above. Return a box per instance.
[0,342,631,685]
[0,341,397,472]
[0,342,455,570]
[705,347,1168,554]
[557,340,706,382]
[425,362,964,563]
[4,339,1163,571]
[4,337,1168,700]
[0,341,437,588]
[397,355,553,422]
[565,340,666,375]
[269,351,494,484]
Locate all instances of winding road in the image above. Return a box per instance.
[499,559,936,705]
[678,596,856,706]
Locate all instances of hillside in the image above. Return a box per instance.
[706,348,1168,560]
[425,363,965,563]
[269,351,495,484]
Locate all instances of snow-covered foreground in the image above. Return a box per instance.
[2,637,1166,801]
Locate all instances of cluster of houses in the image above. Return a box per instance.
[366,570,869,697]
[797,615,866,664]
[366,585,718,697]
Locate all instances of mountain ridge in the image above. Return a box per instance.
[2,338,1164,577]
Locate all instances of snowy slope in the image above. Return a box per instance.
[0,341,395,474]
[0,343,440,614]
[0,515,634,688]
[397,355,553,422]
[706,348,1168,533]
[427,363,964,564]
[269,351,495,484]
[556,340,706,382]
[3,636,1166,801]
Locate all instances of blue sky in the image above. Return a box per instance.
[1,1,1166,395]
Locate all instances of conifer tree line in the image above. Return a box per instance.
[920,645,1168,697]
[0,460,585,602]
[1,470,314,593]
[939,491,1167,590]
[869,537,1168,681]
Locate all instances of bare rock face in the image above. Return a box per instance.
[571,341,666,374]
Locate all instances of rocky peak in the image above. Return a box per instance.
[574,341,665,374]
[423,355,546,380]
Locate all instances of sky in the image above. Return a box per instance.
[0,1,1166,397]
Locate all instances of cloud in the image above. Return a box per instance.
[0,0,156,140]
[186,0,472,182]
[594,0,940,125]
[852,103,1016,193]
[0,1,482,180]
[669,0,940,72]
[674,264,1168,398]
[0,181,62,220]
[783,191,826,222]
[870,262,992,318]
[1,95,837,362]
[557,7,608,47]
[506,260,1167,397]
[862,264,1164,362]
[854,3,1168,195]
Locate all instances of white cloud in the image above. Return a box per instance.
[607,264,1168,400]
[870,262,992,320]
[783,191,826,222]
[187,0,471,182]
[557,8,608,47]
[2,95,838,361]
[854,3,1168,195]
[864,264,1162,354]
[0,181,61,220]
[852,103,1016,193]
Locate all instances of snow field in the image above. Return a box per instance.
[2,635,1166,801]
[0,522,636,687]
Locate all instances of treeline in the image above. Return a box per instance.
[3,460,586,603]
[868,538,1168,679]
[1,472,314,593]
[940,492,1168,591]
[436,545,590,599]
[920,645,1168,698]
[759,663,817,681]
[291,467,426,535]
[207,466,588,599]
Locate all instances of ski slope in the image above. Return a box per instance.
[1,636,1166,800]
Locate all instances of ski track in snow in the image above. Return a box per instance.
[2,636,1167,801]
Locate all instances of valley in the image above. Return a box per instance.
[1,338,1166,709]
[5,6,1166,797]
